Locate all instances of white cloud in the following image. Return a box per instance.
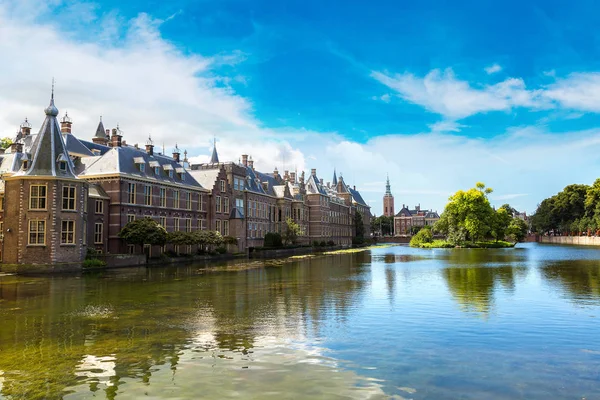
[484,63,502,74]
[428,120,466,133]
[544,72,600,112]
[371,68,547,120]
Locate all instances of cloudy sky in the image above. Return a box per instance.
[2,0,600,215]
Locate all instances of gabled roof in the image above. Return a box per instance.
[348,187,368,207]
[63,133,94,157]
[188,168,221,191]
[14,95,77,179]
[306,173,327,195]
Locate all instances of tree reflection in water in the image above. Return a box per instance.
[541,259,600,303]
[0,253,372,399]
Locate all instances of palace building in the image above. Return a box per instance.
[0,94,371,265]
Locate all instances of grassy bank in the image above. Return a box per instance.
[415,240,515,249]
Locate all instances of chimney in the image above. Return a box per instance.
[274,167,278,177]
[290,172,296,182]
[248,157,254,170]
[134,143,139,149]
[311,168,316,176]
[353,185,356,190]
[105,129,110,137]
[242,154,248,166]
[320,178,324,185]
[284,170,289,181]
[327,182,330,188]
[173,151,180,162]
[145,143,154,155]
[20,118,32,136]
[10,141,23,153]
[111,128,122,147]
[60,112,72,134]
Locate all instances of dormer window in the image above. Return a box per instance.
[56,154,68,171]
[169,170,174,178]
[155,167,160,175]
[133,157,146,173]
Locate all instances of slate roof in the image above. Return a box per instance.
[348,187,368,207]
[89,184,109,199]
[13,96,78,179]
[187,169,221,191]
[306,173,327,195]
[79,145,205,190]
[95,119,107,138]
[210,144,219,163]
[63,133,94,157]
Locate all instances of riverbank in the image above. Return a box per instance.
[412,240,515,249]
[538,235,600,246]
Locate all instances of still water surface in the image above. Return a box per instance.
[1,243,600,399]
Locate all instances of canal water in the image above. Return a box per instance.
[1,243,600,399]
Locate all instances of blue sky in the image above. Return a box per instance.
[2,0,600,215]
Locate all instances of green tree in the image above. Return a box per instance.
[507,218,528,242]
[118,218,167,247]
[283,217,301,245]
[491,207,512,242]
[354,210,365,239]
[409,227,433,247]
[499,204,518,217]
[435,183,495,244]
[264,232,283,247]
[0,137,13,149]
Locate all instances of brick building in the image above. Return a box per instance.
[0,94,371,265]
[394,204,440,236]
[383,175,395,217]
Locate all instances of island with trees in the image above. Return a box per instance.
[410,182,528,249]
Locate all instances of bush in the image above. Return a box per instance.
[264,232,283,248]
[327,240,335,246]
[86,247,99,259]
[312,240,320,247]
[319,241,327,247]
[83,258,107,268]
[215,246,227,254]
[409,228,433,247]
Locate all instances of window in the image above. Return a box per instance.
[174,217,180,231]
[59,161,67,171]
[30,185,47,209]
[223,220,229,236]
[216,196,222,213]
[220,180,226,192]
[154,166,160,175]
[61,186,76,210]
[95,200,103,214]
[61,220,75,244]
[128,245,135,254]
[28,220,45,245]
[173,190,180,208]
[127,214,135,223]
[216,219,221,233]
[139,163,146,173]
[128,183,136,204]
[236,198,244,217]
[224,197,229,214]
[160,188,166,207]
[144,185,152,206]
[159,216,167,229]
[199,194,204,211]
[0,196,3,211]
[185,218,191,232]
[94,223,103,244]
[168,170,174,178]
[186,192,192,210]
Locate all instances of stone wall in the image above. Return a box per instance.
[539,235,600,246]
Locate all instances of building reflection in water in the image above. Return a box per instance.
[0,252,372,399]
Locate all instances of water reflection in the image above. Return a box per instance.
[439,249,527,315]
[0,254,372,399]
[541,259,600,303]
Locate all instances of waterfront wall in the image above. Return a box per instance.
[539,236,600,246]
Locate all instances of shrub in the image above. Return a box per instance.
[327,240,335,246]
[409,228,433,247]
[86,247,99,259]
[319,241,326,247]
[82,258,107,268]
[264,232,283,248]
[215,246,227,254]
[312,240,320,247]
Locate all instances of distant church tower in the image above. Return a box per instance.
[383,175,395,217]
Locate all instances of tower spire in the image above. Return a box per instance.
[210,137,219,163]
[385,174,391,195]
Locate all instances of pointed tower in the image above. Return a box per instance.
[92,116,109,145]
[3,85,88,268]
[333,169,338,187]
[383,174,395,217]
[210,138,219,163]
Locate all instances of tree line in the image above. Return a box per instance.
[531,179,600,235]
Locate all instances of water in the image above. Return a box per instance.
[1,243,600,399]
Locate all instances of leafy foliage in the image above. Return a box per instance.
[283,218,301,245]
[118,218,167,246]
[0,137,13,149]
[264,232,283,248]
[354,210,365,239]
[370,215,394,236]
[409,227,433,247]
[507,218,528,243]
[531,182,596,235]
